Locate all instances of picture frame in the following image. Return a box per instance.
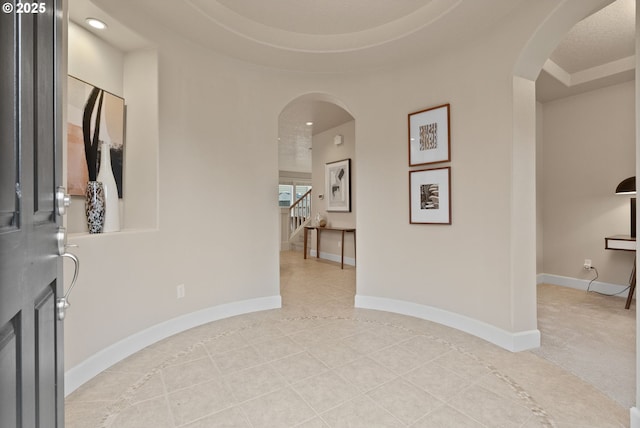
[408,103,450,166]
[409,167,451,224]
[325,158,351,212]
[67,75,125,197]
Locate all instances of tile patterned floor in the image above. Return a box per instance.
[65,252,629,427]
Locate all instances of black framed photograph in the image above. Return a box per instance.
[408,103,450,166]
[409,167,451,224]
[325,158,351,212]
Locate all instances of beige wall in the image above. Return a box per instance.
[540,80,635,287]
[65,23,163,371]
[66,23,158,233]
[536,102,544,274]
[122,49,160,231]
[64,0,614,386]
[65,20,285,374]
[67,23,123,95]
[66,23,124,233]
[310,120,356,262]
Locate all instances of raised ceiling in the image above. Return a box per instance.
[76,0,633,94]
[537,0,635,102]
[87,0,523,72]
[214,0,432,35]
[71,0,635,171]
[550,0,634,73]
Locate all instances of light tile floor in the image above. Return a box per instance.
[66,252,629,427]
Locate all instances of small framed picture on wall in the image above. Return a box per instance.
[408,103,450,166]
[409,167,451,224]
[325,158,351,212]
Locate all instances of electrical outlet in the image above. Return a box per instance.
[583,259,592,270]
[177,284,185,299]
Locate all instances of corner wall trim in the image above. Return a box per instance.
[631,407,640,428]
[354,295,540,352]
[64,295,282,396]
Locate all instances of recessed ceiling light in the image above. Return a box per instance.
[86,18,107,30]
[305,121,313,126]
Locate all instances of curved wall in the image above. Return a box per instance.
[64,0,617,393]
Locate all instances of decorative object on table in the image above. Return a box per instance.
[409,167,451,224]
[98,141,121,232]
[325,158,351,212]
[408,103,450,166]
[85,181,105,233]
[67,75,125,198]
[315,212,327,227]
[615,176,636,238]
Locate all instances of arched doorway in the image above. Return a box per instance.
[277,93,357,295]
[512,0,637,420]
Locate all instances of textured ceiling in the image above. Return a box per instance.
[536,0,635,102]
[550,0,634,73]
[278,101,354,173]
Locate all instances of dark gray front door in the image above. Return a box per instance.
[0,0,64,426]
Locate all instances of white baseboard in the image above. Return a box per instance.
[537,273,631,298]
[64,295,281,396]
[631,407,640,428]
[355,295,540,352]
[309,249,356,266]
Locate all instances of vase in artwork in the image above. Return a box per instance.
[85,181,105,233]
[97,141,121,232]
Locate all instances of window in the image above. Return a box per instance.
[279,184,293,207]
[279,183,312,207]
[296,185,312,200]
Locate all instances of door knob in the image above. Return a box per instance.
[56,226,78,256]
[56,186,71,216]
[56,227,67,256]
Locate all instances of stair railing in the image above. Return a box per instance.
[289,188,312,240]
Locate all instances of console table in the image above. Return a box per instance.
[303,226,356,269]
[605,235,636,309]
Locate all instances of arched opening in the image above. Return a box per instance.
[513,0,636,416]
[277,93,357,301]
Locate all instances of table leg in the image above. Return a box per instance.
[316,228,320,258]
[303,228,308,259]
[625,257,636,309]
[353,230,356,266]
[341,230,345,269]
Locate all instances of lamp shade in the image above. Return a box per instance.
[615,177,636,195]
